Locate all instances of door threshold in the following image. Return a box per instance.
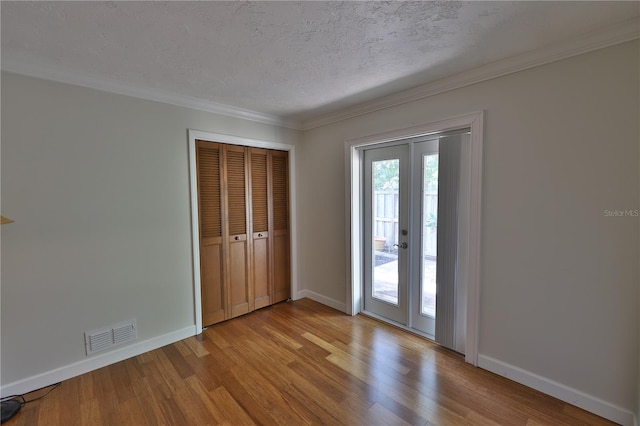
[360,310,435,341]
[360,310,466,358]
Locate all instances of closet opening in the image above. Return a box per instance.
[188,130,297,333]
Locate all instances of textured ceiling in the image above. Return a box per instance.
[2,1,639,125]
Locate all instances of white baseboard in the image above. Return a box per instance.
[296,290,346,313]
[478,354,635,426]
[1,325,196,398]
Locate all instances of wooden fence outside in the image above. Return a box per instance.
[374,190,437,257]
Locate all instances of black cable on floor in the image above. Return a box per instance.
[1,382,61,423]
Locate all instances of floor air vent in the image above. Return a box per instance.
[85,319,137,355]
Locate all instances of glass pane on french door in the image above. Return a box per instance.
[409,139,438,338]
[421,153,438,318]
[372,158,399,305]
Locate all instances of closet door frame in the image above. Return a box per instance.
[188,129,297,334]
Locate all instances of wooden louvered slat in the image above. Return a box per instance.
[251,150,268,233]
[272,152,289,231]
[197,142,222,238]
[226,148,247,236]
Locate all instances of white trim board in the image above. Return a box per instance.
[0,54,300,130]
[478,354,636,426]
[0,326,196,398]
[301,17,640,130]
[188,129,298,334]
[2,18,637,132]
[296,290,346,313]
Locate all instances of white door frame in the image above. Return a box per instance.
[344,111,483,365]
[188,129,298,334]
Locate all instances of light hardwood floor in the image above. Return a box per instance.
[8,298,614,425]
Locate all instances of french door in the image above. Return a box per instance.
[362,134,463,347]
[363,145,410,325]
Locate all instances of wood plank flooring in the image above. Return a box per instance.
[7,298,614,425]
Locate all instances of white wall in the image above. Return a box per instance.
[0,72,301,387]
[299,41,639,419]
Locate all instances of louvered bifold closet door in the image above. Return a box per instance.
[250,148,271,309]
[224,145,253,318]
[196,141,226,326]
[271,150,290,303]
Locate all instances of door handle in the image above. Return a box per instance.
[393,242,408,249]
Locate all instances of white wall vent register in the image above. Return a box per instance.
[84,319,137,355]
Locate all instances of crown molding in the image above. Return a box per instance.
[300,17,640,131]
[2,17,637,133]
[0,55,302,130]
